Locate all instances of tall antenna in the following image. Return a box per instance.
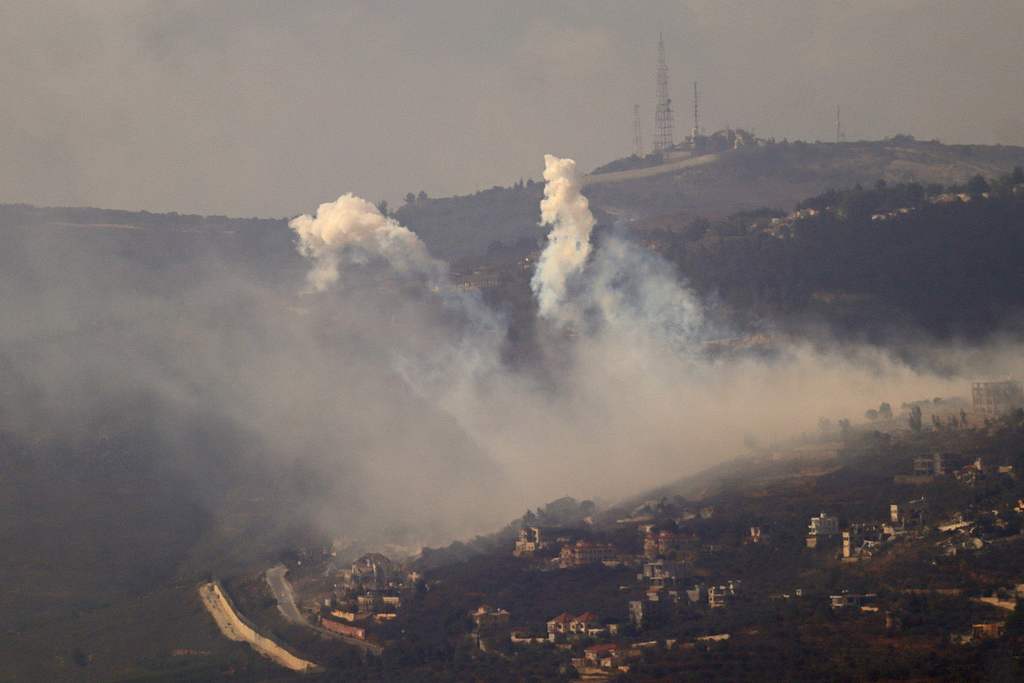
[633,104,643,156]
[692,81,700,139]
[835,105,845,142]
[653,34,674,152]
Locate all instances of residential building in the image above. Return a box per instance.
[830,592,877,609]
[546,612,601,641]
[890,497,926,527]
[513,527,543,557]
[629,600,645,629]
[356,594,380,613]
[808,512,839,536]
[320,617,366,640]
[972,380,1024,417]
[584,643,620,668]
[559,540,616,567]
[643,529,687,558]
[686,583,708,604]
[709,581,741,609]
[806,512,839,547]
[639,560,685,587]
[972,623,1005,640]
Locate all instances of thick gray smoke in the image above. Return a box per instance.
[3,154,1024,564]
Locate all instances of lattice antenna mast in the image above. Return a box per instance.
[692,81,699,138]
[654,34,674,151]
[835,105,845,142]
[633,104,643,156]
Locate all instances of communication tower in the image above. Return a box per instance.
[633,104,643,156]
[653,35,674,151]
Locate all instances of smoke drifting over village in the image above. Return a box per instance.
[0,153,1021,555]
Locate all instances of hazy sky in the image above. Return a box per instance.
[2,0,1022,217]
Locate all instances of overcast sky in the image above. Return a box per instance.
[2,0,1022,217]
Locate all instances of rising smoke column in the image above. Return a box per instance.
[531,155,596,319]
[289,193,444,291]
[289,191,506,407]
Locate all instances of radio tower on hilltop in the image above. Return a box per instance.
[653,34,674,152]
[633,104,643,156]
[692,81,700,139]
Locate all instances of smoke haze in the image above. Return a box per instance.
[3,1,1024,216]
[2,154,1024,558]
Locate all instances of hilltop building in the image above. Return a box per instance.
[514,526,543,557]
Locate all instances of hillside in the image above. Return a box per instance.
[396,138,1024,262]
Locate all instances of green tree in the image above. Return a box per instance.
[404,192,416,205]
[909,405,923,432]
[966,174,990,196]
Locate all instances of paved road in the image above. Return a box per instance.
[264,564,385,656]
[266,564,305,625]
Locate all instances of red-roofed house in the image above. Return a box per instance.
[584,643,620,665]
[546,612,573,641]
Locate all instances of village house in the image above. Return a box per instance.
[890,497,926,528]
[356,594,380,613]
[546,612,602,641]
[643,529,688,559]
[320,616,367,640]
[583,643,621,669]
[842,524,884,561]
[709,581,741,609]
[806,511,839,548]
[686,583,708,604]
[513,526,543,557]
[638,560,685,587]
[329,609,369,623]
[830,592,878,609]
[559,540,617,567]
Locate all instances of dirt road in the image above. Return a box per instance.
[198,581,317,673]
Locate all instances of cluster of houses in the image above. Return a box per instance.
[318,553,412,641]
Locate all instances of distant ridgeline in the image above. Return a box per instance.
[0,203,300,282]
[637,166,1024,342]
[397,137,1024,263]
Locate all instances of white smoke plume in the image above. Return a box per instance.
[531,154,596,319]
[289,193,444,291]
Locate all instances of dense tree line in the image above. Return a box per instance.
[644,169,1024,342]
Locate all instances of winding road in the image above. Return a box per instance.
[266,564,305,625]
